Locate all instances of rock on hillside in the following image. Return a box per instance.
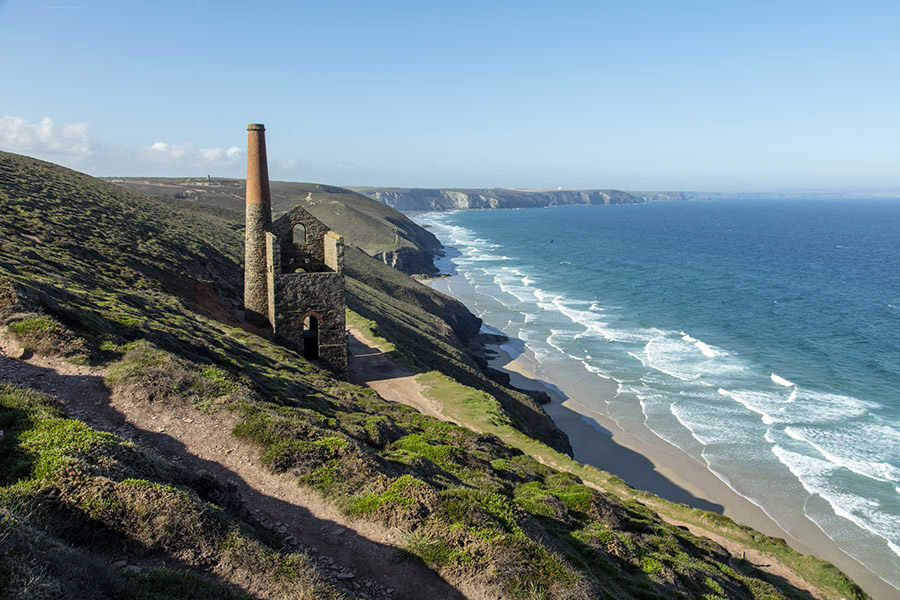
[354,187,644,211]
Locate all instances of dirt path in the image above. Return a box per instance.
[343,332,830,600]
[0,335,471,600]
[1,331,828,600]
[659,513,821,599]
[347,328,452,423]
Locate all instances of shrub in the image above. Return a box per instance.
[4,312,89,361]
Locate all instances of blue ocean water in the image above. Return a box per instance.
[415,199,900,591]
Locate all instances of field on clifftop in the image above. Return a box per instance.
[0,151,869,600]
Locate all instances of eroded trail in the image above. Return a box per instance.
[0,336,471,600]
[1,331,831,600]
[347,328,451,423]
[343,329,831,600]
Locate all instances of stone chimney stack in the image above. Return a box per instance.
[244,123,273,327]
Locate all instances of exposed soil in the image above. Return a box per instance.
[347,328,452,424]
[0,334,473,600]
[344,329,831,600]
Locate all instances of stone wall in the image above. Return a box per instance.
[272,206,332,272]
[273,272,347,372]
[324,231,343,273]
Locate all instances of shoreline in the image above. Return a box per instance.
[482,338,898,600]
[412,206,899,599]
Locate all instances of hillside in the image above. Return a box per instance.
[106,177,442,275]
[352,187,644,211]
[0,151,870,600]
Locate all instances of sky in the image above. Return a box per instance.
[0,0,898,191]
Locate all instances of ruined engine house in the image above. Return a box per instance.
[243,124,348,372]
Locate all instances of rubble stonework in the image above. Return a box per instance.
[243,124,348,373]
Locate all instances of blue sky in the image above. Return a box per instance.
[1,0,898,191]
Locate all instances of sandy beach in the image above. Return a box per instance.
[485,339,899,600]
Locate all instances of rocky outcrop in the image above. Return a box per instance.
[361,188,643,211]
[373,246,439,276]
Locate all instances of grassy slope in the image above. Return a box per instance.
[343,251,572,454]
[0,151,868,600]
[107,177,441,269]
[0,383,354,600]
[106,168,570,452]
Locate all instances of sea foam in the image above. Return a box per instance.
[772,445,900,559]
[784,425,900,484]
[771,373,796,387]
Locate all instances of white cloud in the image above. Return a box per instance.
[198,145,241,163]
[0,116,92,157]
[144,141,188,162]
[0,115,266,177]
[143,141,242,165]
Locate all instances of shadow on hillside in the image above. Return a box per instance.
[0,355,264,598]
[1,356,467,600]
[734,558,818,600]
[347,331,415,383]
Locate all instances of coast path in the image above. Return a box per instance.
[344,330,835,600]
[0,334,470,600]
[347,327,451,423]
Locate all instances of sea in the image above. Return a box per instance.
[413,198,900,593]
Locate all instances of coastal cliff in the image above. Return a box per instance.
[355,187,644,211]
[0,151,873,600]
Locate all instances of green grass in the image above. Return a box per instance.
[0,382,355,600]
[0,151,870,600]
[412,373,871,600]
[106,176,442,268]
[345,309,396,353]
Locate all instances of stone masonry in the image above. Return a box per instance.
[243,124,348,373]
[243,124,273,327]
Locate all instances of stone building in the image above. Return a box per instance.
[243,124,348,372]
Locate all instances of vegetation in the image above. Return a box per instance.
[106,177,442,272]
[0,383,354,600]
[0,151,870,599]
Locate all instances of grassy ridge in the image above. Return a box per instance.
[107,177,441,274]
[0,151,869,599]
[349,316,870,600]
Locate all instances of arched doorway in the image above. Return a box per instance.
[301,314,319,360]
[292,222,307,245]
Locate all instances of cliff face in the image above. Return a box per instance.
[373,245,439,276]
[358,188,644,211]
